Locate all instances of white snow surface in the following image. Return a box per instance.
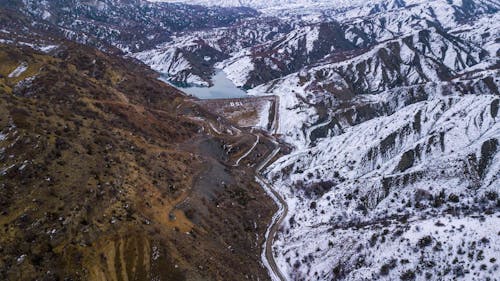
[260,85,500,280]
[8,63,28,78]
[255,99,272,129]
[221,55,255,88]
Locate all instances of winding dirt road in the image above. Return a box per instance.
[256,96,288,281]
[221,95,287,281]
[256,158,288,281]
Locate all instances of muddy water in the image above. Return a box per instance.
[163,71,247,99]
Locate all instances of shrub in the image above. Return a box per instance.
[380,259,397,276]
[418,236,433,248]
[432,190,446,207]
[448,194,460,203]
[370,234,378,247]
[486,191,498,201]
[310,201,317,209]
[400,270,416,280]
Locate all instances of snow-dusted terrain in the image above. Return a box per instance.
[133,17,292,85]
[148,0,335,9]
[133,0,500,280]
[240,1,500,280]
[256,79,500,279]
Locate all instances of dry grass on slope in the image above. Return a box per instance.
[0,44,275,281]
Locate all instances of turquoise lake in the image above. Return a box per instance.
[161,71,247,99]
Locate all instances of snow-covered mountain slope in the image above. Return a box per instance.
[148,0,336,9]
[248,57,500,278]
[258,78,500,280]
[451,12,500,57]
[217,0,498,88]
[220,21,357,88]
[228,1,499,280]
[1,0,258,53]
[133,17,292,85]
[327,0,499,26]
[134,38,228,86]
[304,29,487,96]
[136,0,499,89]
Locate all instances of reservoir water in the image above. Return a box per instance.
[161,71,247,99]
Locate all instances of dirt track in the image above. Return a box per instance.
[249,95,288,281]
[256,144,288,281]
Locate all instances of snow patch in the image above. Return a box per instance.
[222,56,254,88]
[8,63,28,78]
[255,100,272,129]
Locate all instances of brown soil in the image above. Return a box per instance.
[0,43,275,281]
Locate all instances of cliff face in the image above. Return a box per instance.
[0,43,274,281]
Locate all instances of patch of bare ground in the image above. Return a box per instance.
[0,44,276,281]
[196,96,276,128]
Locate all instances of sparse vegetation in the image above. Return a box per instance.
[0,43,274,281]
[400,269,416,280]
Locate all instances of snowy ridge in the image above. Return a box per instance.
[133,17,292,85]
[241,3,500,278]
[138,0,499,89]
[259,78,499,280]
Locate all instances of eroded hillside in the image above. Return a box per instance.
[0,43,276,281]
